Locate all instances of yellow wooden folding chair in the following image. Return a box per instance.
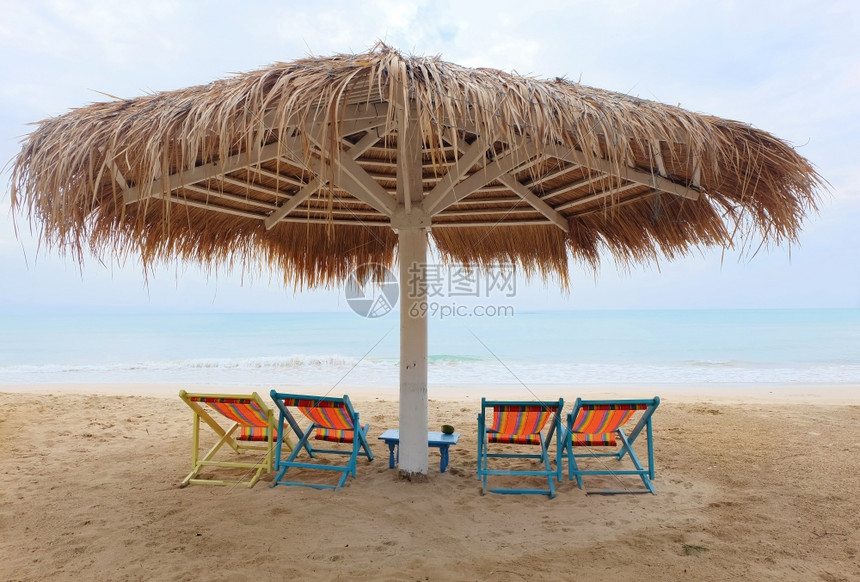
[178,390,292,488]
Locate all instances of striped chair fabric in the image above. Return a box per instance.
[569,403,648,446]
[280,397,356,442]
[238,426,271,441]
[314,428,354,443]
[189,395,272,441]
[488,405,556,445]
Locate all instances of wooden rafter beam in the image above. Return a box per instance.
[360,157,457,170]
[293,208,383,217]
[267,216,389,226]
[263,177,323,229]
[122,108,390,205]
[166,193,385,224]
[568,190,655,219]
[543,144,700,201]
[360,170,440,184]
[97,146,130,193]
[444,196,525,207]
[220,175,289,200]
[691,154,702,189]
[497,173,569,232]
[433,219,553,228]
[423,137,491,216]
[108,159,129,191]
[426,142,541,215]
[519,161,578,190]
[556,182,643,211]
[182,184,280,211]
[123,140,286,204]
[437,207,537,217]
[650,140,668,178]
[305,194,375,206]
[303,130,396,217]
[165,195,266,220]
[265,130,385,229]
[538,173,609,201]
[470,185,516,194]
[411,117,699,196]
[241,165,307,189]
[331,154,397,216]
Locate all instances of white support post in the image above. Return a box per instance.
[398,226,429,479]
[393,98,430,480]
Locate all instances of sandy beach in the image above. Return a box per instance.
[1,383,858,581]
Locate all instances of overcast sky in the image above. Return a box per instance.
[1,0,858,313]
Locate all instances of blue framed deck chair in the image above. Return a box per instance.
[269,391,373,491]
[562,397,660,494]
[178,390,291,488]
[477,398,564,498]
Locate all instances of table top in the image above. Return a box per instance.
[379,429,460,445]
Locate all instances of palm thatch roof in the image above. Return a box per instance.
[10,43,824,287]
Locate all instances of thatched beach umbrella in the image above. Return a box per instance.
[10,44,823,479]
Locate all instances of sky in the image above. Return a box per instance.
[1,0,858,313]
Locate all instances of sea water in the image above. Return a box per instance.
[0,309,858,388]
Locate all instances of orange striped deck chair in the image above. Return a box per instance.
[179,390,290,488]
[477,398,564,498]
[269,391,373,491]
[563,397,660,494]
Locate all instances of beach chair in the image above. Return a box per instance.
[477,398,564,498]
[269,391,373,491]
[562,396,660,494]
[178,390,290,488]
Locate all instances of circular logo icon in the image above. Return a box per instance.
[345,264,399,318]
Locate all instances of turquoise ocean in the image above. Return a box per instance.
[1,309,858,389]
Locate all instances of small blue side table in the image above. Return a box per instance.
[378,429,460,473]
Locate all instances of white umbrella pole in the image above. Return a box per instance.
[397,226,429,479]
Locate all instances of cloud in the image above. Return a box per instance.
[1,1,181,64]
